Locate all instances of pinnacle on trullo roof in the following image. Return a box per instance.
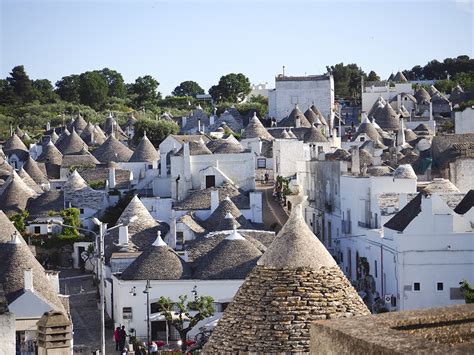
[240,112,273,141]
[204,185,370,353]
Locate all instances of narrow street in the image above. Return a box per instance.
[59,270,116,354]
[257,182,289,233]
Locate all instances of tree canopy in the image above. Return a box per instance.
[78,71,109,111]
[402,55,474,81]
[367,70,380,82]
[209,73,251,103]
[326,63,366,102]
[172,80,205,97]
[128,75,161,108]
[133,118,180,147]
[156,294,215,352]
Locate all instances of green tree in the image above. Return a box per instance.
[9,210,29,234]
[60,208,80,237]
[0,78,15,105]
[156,294,215,352]
[55,75,80,102]
[366,70,380,82]
[97,68,126,98]
[32,79,58,104]
[6,65,35,104]
[326,63,366,102]
[133,118,180,147]
[460,279,474,304]
[172,80,205,97]
[128,75,160,108]
[209,73,251,103]
[78,71,109,110]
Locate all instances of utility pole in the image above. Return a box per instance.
[99,222,106,355]
[143,280,152,354]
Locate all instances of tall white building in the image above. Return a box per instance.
[268,74,334,121]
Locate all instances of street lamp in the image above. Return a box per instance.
[55,216,136,354]
[143,280,152,354]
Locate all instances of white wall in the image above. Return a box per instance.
[449,159,474,193]
[455,107,474,134]
[141,197,173,223]
[268,75,334,120]
[112,278,244,340]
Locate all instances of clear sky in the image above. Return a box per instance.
[1,0,473,95]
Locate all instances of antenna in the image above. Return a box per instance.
[282,65,285,76]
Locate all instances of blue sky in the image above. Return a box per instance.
[1,0,472,95]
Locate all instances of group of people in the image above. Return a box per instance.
[114,325,128,353]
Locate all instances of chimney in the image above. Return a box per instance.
[210,190,219,213]
[169,210,177,249]
[108,166,116,189]
[46,121,51,131]
[295,116,301,128]
[351,145,360,175]
[118,225,129,246]
[209,114,215,126]
[24,269,33,291]
[429,101,433,121]
[182,116,187,128]
[318,146,325,160]
[160,152,167,177]
[397,94,401,110]
[183,142,191,179]
[198,119,201,132]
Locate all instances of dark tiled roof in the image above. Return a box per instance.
[0,171,37,215]
[303,124,328,143]
[61,153,100,168]
[375,103,399,130]
[384,192,422,232]
[454,190,474,215]
[414,87,431,104]
[279,105,311,128]
[393,71,408,83]
[175,140,212,156]
[18,168,43,194]
[80,167,131,190]
[37,142,63,166]
[431,134,474,169]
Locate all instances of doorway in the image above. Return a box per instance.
[205,175,216,188]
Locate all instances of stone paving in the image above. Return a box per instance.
[59,269,116,354]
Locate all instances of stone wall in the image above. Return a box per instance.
[311,304,474,354]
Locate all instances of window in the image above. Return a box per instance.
[205,175,216,188]
[148,164,153,169]
[391,296,397,308]
[79,208,84,214]
[257,158,266,168]
[122,307,132,320]
[221,302,230,312]
[414,282,421,291]
[374,260,378,278]
[34,226,41,234]
[360,137,365,142]
[437,282,444,291]
[176,232,185,250]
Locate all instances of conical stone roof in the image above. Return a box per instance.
[414,87,431,104]
[23,156,48,185]
[37,141,63,166]
[92,135,133,163]
[310,104,327,126]
[121,232,191,280]
[211,139,245,154]
[204,196,249,230]
[304,107,322,126]
[449,84,465,104]
[428,85,439,96]
[50,130,59,144]
[393,71,408,82]
[3,133,28,152]
[376,103,399,130]
[56,128,88,155]
[69,114,88,133]
[280,105,311,128]
[241,112,273,141]
[194,228,262,279]
[352,114,381,142]
[93,124,107,145]
[287,128,297,139]
[404,129,418,142]
[204,188,370,353]
[129,133,159,162]
[215,212,241,231]
[303,124,328,143]
[0,171,38,215]
[280,129,291,139]
[18,168,43,194]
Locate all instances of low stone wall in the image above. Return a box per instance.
[310,304,474,354]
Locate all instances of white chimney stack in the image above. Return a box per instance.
[109,166,116,189]
[210,190,219,213]
[24,269,33,291]
[351,145,360,175]
[118,225,129,246]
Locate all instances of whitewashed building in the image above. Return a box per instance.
[268,74,334,121]
[455,106,474,134]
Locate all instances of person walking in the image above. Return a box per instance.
[114,326,121,351]
[264,172,269,184]
[119,325,127,352]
